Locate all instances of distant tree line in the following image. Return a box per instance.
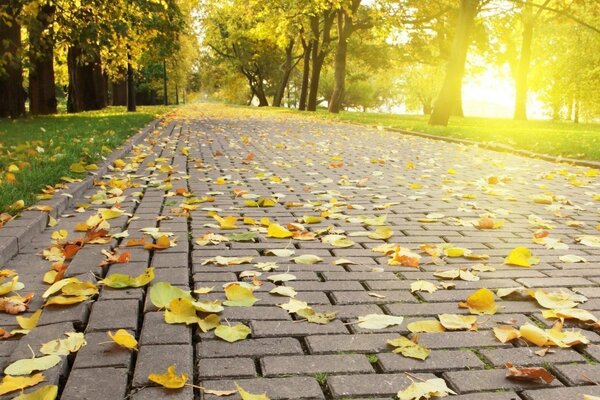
[0,0,200,118]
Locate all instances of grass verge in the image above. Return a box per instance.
[0,105,173,214]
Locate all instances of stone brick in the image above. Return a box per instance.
[306,333,397,354]
[200,377,324,400]
[331,290,417,304]
[416,331,509,349]
[250,320,348,337]
[378,349,483,372]
[198,357,256,379]
[38,302,91,329]
[480,347,586,367]
[133,345,193,387]
[444,369,562,393]
[553,363,600,386]
[10,322,74,360]
[140,312,192,345]
[72,331,132,369]
[327,373,436,398]
[130,387,194,400]
[87,299,140,332]
[521,386,600,400]
[440,392,520,400]
[516,277,593,287]
[61,368,128,400]
[197,338,303,358]
[219,306,292,321]
[261,354,374,377]
[322,271,398,281]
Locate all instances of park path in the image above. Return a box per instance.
[1,104,600,399]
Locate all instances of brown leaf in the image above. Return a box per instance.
[505,363,555,384]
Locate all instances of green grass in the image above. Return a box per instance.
[0,106,173,214]
[219,103,600,162]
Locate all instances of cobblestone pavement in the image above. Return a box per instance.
[1,105,600,400]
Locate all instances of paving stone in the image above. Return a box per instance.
[87,299,140,332]
[140,312,192,345]
[38,302,91,329]
[416,331,509,349]
[521,386,600,400]
[130,387,195,400]
[306,333,398,354]
[72,331,132,369]
[219,306,292,321]
[322,271,399,281]
[516,277,594,287]
[443,369,563,393]
[200,377,324,400]
[445,392,520,400]
[61,367,129,400]
[250,320,348,337]
[10,322,74,360]
[197,337,303,358]
[198,357,257,379]
[327,373,436,398]
[261,354,374,376]
[331,290,417,304]
[133,344,193,387]
[378,349,484,372]
[553,363,600,386]
[481,347,586,367]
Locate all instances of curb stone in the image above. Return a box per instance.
[0,117,164,266]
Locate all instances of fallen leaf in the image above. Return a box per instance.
[269,286,297,297]
[356,314,404,329]
[39,332,86,356]
[16,309,42,331]
[438,314,477,330]
[293,254,322,264]
[100,268,154,288]
[388,336,430,360]
[267,224,293,238]
[264,249,295,257]
[493,326,521,343]
[223,283,259,307]
[214,323,251,342]
[504,247,540,267]
[4,355,61,376]
[530,289,580,310]
[397,378,456,400]
[0,373,45,396]
[108,329,138,350]
[410,280,438,294]
[149,282,192,308]
[12,384,57,400]
[407,320,446,333]
[295,307,336,324]
[236,383,270,400]
[202,256,254,266]
[148,364,188,388]
[505,362,555,384]
[559,254,587,263]
[267,274,296,283]
[459,288,498,315]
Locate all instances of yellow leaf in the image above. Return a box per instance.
[149,282,192,309]
[410,280,438,293]
[69,163,86,173]
[295,307,336,324]
[236,383,270,400]
[397,378,456,400]
[198,314,220,333]
[293,254,323,264]
[438,314,477,330]
[192,300,224,313]
[40,332,86,356]
[223,283,259,307]
[99,208,123,220]
[530,289,579,309]
[47,216,58,227]
[4,355,61,376]
[460,288,498,315]
[202,256,254,266]
[388,336,430,360]
[356,314,404,329]
[61,281,98,297]
[0,276,24,295]
[504,247,539,267]
[407,320,446,333]
[100,268,154,288]
[42,278,79,298]
[148,364,188,389]
[44,295,89,307]
[214,215,238,229]
[493,326,521,343]
[368,226,393,240]
[542,308,597,323]
[214,323,252,342]
[0,373,45,396]
[164,298,200,325]
[16,309,42,331]
[520,324,552,346]
[267,224,293,238]
[12,384,57,400]
[108,329,138,350]
[278,298,309,313]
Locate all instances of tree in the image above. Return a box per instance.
[307,5,336,111]
[0,0,26,118]
[429,0,480,126]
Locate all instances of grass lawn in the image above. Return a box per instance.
[0,106,173,214]
[216,103,600,163]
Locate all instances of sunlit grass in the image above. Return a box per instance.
[0,106,174,213]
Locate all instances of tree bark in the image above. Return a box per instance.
[273,39,295,107]
[307,11,335,111]
[514,2,534,121]
[0,2,25,118]
[254,73,269,107]
[126,50,136,112]
[299,39,312,111]
[67,46,107,112]
[429,0,479,126]
[328,10,349,113]
[112,78,127,106]
[28,3,57,115]
[163,60,169,105]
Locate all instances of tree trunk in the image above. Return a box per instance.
[329,10,349,114]
[175,81,179,105]
[163,60,168,105]
[0,3,25,118]
[273,39,295,107]
[28,4,57,115]
[429,0,479,126]
[423,103,432,115]
[126,52,136,111]
[67,46,106,112]
[573,98,579,123]
[255,75,269,107]
[299,39,312,111]
[514,22,533,120]
[307,12,335,111]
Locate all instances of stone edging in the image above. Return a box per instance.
[0,117,163,266]
[382,126,600,169]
